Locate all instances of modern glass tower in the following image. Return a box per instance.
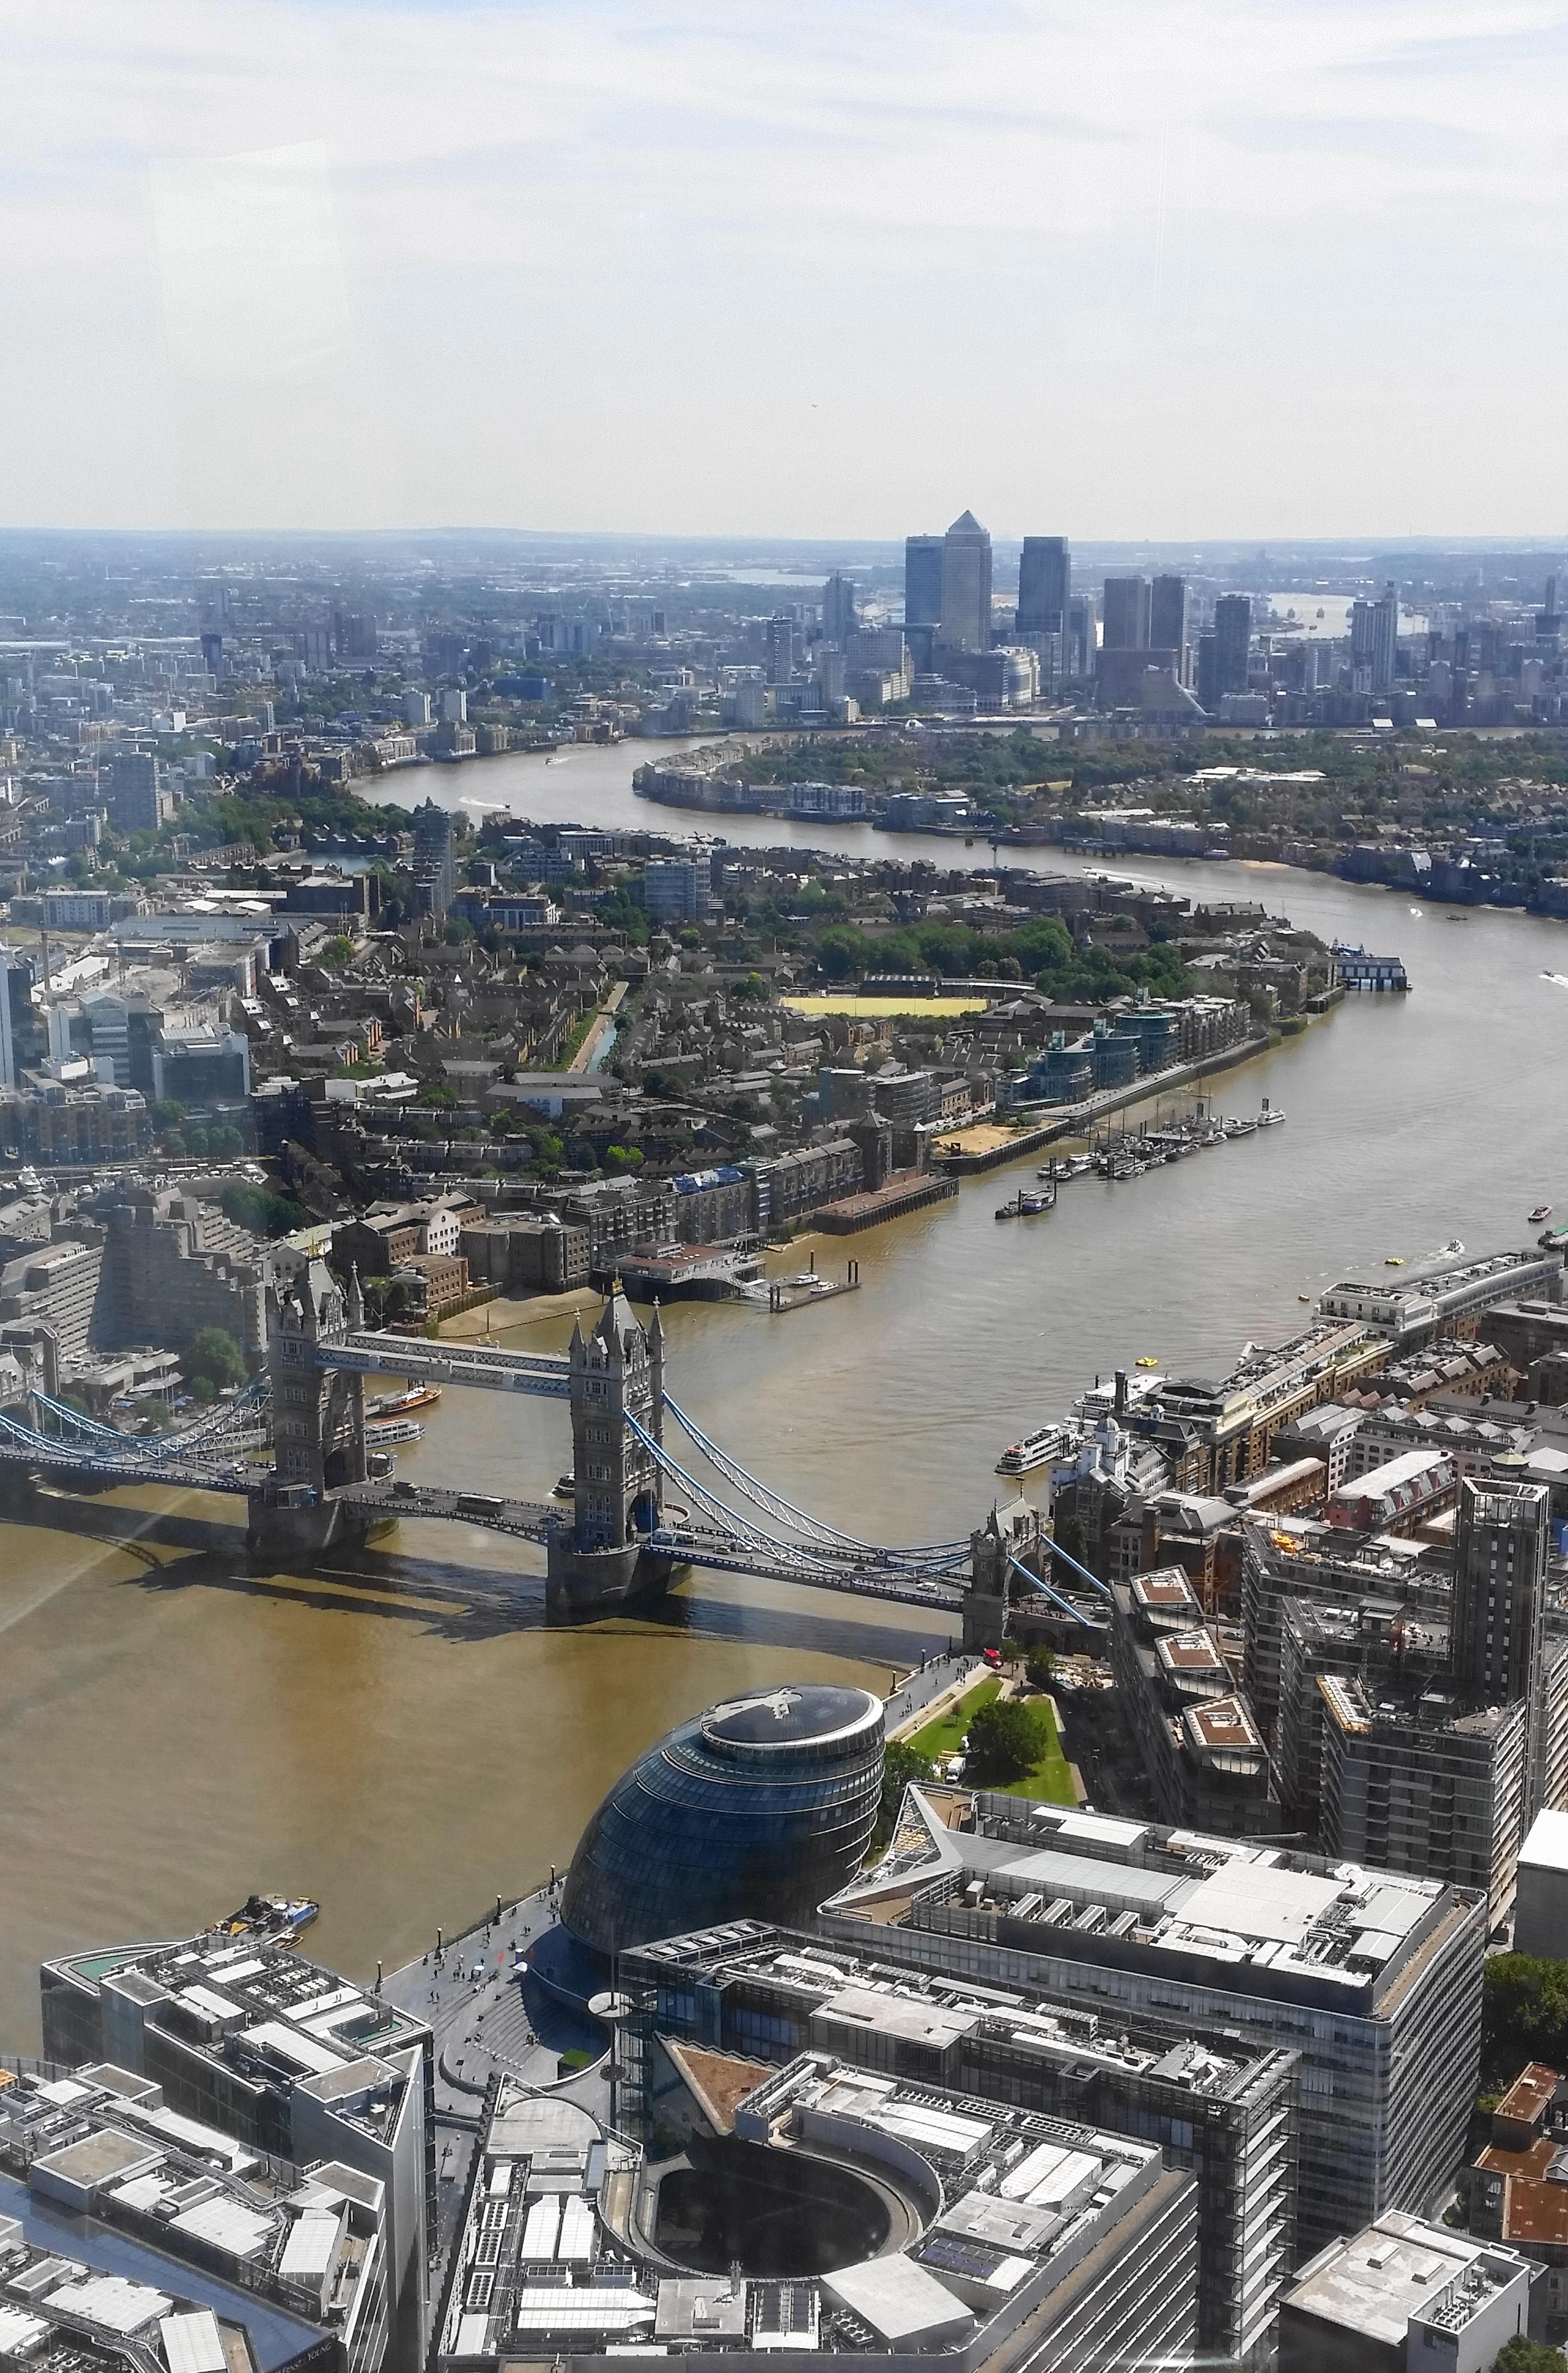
[939,510,992,651]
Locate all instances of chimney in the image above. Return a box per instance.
[1114,1369,1129,1416]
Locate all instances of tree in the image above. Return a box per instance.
[881,1740,936,1822]
[1482,1954,1568,2080]
[1025,1646,1056,1688]
[182,1327,246,1394]
[966,1697,1048,1782]
[1495,2342,1566,2373]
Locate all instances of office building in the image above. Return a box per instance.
[401,689,431,728]
[641,853,711,926]
[1318,1674,1530,1926]
[1451,1476,1552,1709]
[438,687,466,726]
[39,1929,436,2372]
[410,800,454,918]
[1100,575,1151,650]
[1279,2214,1534,2373]
[151,1021,252,1109]
[1319,1248,1564,1347]
[1150,574,1190,673]
[1016,537,1070,637]
[0,1237,104,1364]
[1110,1572,1275,1834]
[939,511,992,652]
[764,614,795,685]
[1371,580,1400,692]
[105,749,173,835]
[558,1684,884,1961]
[1277,1594,1449,1831]
[1157,1317,1389,1497]
[1515,1807,1568,1958]
[1213,594,1252,698]
[821,1790,1487,2256]
[615,1920,1295,2366]
[904,535,945,629]
[436,2058,1199,2373]
[1243,1517,1453,1733]
[821,572,855,645]
[0,2060,391,2373]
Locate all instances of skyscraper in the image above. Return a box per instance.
[821,572,856,645]
[411,798,455,918]
[939,510,992,651]
[904,535,944,629]
[1212,595,1252,698]
[1452,1476,1551,1709]
[1017,537,1071,637]
[764,614,795,685]
[1371,580,1399,692]
[1150,575,1190,672]
[1101,575,1152,650]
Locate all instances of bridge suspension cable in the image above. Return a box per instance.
[1007,1552,1100,1630]
[660,1392,970,1567]
[623,1414,849,1574]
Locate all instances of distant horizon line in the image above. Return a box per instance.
[0,525,1565,558]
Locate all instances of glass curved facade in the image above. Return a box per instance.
[561,1685,885,1957]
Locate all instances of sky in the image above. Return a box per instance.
[1,0,1566,541]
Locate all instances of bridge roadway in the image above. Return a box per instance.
[335,1480,557,1541]
[316,1333,570,1397]
[0,1438,253,1493]
[324,1488,966,1607]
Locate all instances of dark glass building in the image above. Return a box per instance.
[560,1685,885,1957]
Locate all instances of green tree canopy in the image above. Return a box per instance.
[966,1697,1051,1782]
[182,1327,246,1393]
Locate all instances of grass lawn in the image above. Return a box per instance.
[905,1681,1076,1805]
[780,994,988,1019]
[905,1680,1001,1761]
[990,1701,1078,1805]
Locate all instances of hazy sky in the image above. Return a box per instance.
[3,0,1565,540]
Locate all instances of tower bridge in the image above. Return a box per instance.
[0,1251,1103,1637]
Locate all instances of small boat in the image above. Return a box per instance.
[998,1187,1055,1219]
[1298,1293,1312,1302]
[1135,1356,1160,1370]
[219,1893,319,1942]
[1256,1102,1286,1126]
[785,1272,819,1288]
[1385,1256,1405,1267]
[553,1473,576,1497]
[366,1384,442,1419]
[1530,1206,1553,1225]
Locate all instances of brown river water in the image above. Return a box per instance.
[3,736,1564,2047]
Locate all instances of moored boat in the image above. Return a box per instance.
[996,1421,1073,1476]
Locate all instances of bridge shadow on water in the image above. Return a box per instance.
[8,1493,951,1664]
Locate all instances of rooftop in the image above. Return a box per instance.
[1282,2213,1530,2347]
[827,1789,1459,2007]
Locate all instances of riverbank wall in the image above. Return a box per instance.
[933,1031,1276,1174]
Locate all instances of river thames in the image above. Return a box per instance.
[2,735,1563,2047]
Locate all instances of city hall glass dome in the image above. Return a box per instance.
[560,1685,885,1957]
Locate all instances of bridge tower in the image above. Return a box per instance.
[548,1286,672,1616]
[248,1256,370,1562]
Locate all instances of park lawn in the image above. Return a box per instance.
[990,1699,1078,1804]
[907,1683,1077,1805]
[905,1680,1001,1761]
[780,994,988,1019]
